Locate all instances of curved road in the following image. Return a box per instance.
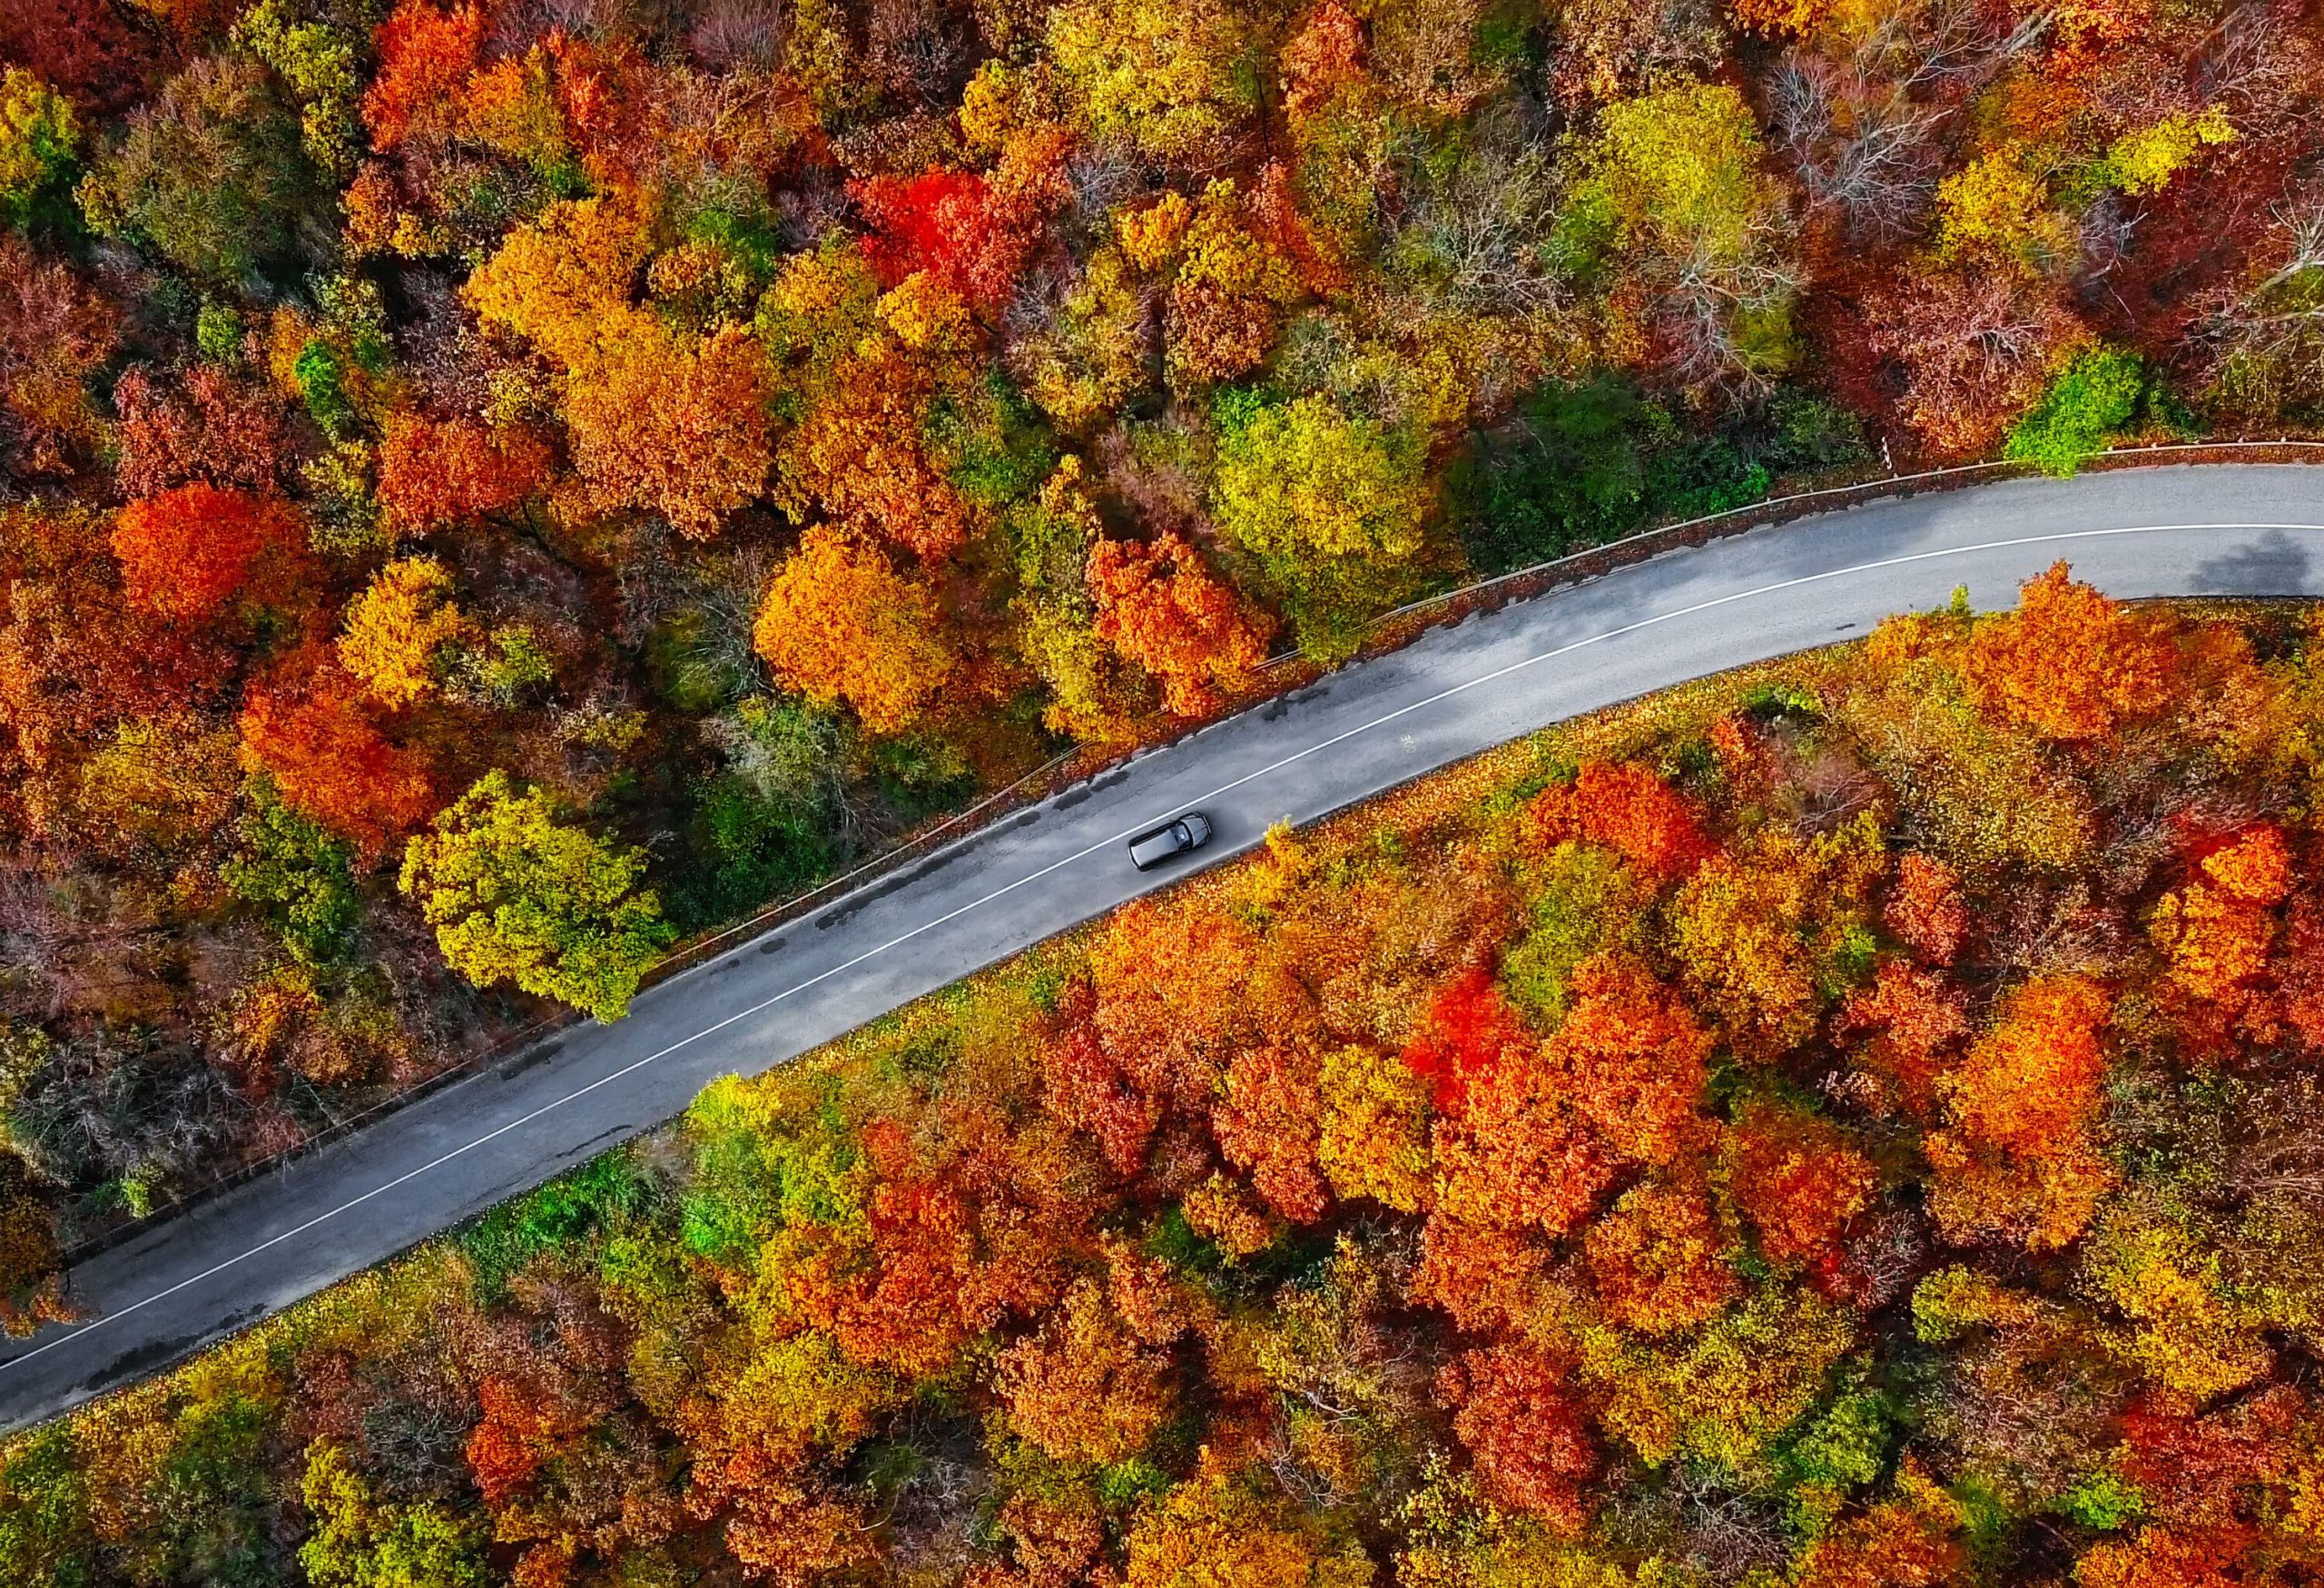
[4,463,2322,1431]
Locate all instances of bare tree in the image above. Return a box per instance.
[1772,0,2050,243]
[2197,198,2324,415]
[1379,107,1568,319]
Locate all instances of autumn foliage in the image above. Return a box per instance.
[18,574,2324,1586]
[7,0,2324,1555]
[110,484,291,621]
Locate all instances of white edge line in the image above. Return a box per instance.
[6,518,2322,1385]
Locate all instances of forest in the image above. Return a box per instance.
[10,570,2324,1584]
[4,0,2324,1286]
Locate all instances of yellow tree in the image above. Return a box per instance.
[1569,82,1799,397]
[752,528,960,735]
[1049,0,1258,162]
[399,771,674,1021]
[1211,394,1433,660]
[337,557,476,709]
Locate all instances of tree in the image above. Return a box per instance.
[1930,148,2074,274]
[564,318,773,539]
[1433,1041,1614,1237]
[222,780,360,966]
[1013,249,1150,431]
[1568,82,1800,397]
[0,0,161,116]
[112,366,290,498]
[0,69,78,230]
[1524,761,1712,883]
[399,771,675,1021]
[1967,563,2176,743]
[1120,1473,1365,1588]
[300,1440,488,1588]
[1865,268,2089,456]
[111,485,290,622]
[1792,1467,1965,1588]
[853,169,1039,310]
[1088,530,1273,715]
[461,197,654,370]
[1212,1043,1328,1221]
[1545,955,1716,1166]
[375,416,549,534]
[996,1277,1173,1464]
[360,0,483,149]
[752,527,959,735]
[338,557,477,710]
[1583,1179,1739,1335]
[1926,975,2113,1249]
[2003,347,2149,478]
[1315,1042,1433,1211]
[1839,961,1969,1119]
[1212,394,1433,660]
[0,236,116,480]
[1886,853,1966,964]
[1121,182,1306,392]
[78,54,325,285]
[1437,1345,1597,1530]
[1400,963,1528,1111]
[0,1427,89,1588]
[240,658,437,860]
[2151,825,2289,1008]
[1048,0,1259,162]
[774,338,977,561]
[1722,1102,1876,1275]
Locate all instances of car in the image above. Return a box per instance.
[1128,812,1215,872]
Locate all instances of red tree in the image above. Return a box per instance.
[1526,761,1713,882]
[378,415,552,533]
[238,656,438,861]
[1723,1103,1876,1282]
[111,485,291,622]
[1401,963,1528,1111]
[113,366,292,498]
[1211,1044,1326,1222]
[362,0,484,148]
[1437,1345,1598,1531]
[1545,956,1714,1168]
[1087,531,1273,716]
[1886,853,1967,964]
[852,170,1039,310]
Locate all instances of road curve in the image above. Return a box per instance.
[4,462,2322,1432]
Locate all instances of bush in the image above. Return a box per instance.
[1455,380,1870,574]
[2004,346,2149,477]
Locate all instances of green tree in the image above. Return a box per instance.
[2003,346,2152,477]
[222,780,360,967]
[78,54,325,285]
[1456,377,1655,571]
[1211,392,1433,660]
[399,772,675,1022]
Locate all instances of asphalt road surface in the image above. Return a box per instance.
[5,462,2322,1432]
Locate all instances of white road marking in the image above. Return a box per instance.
[8,518,2321,1381]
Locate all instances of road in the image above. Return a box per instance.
[3,462,2320,1431]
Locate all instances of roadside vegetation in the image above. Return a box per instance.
[7,572,2324,1587]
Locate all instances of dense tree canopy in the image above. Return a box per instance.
[5,0,2324,1554]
